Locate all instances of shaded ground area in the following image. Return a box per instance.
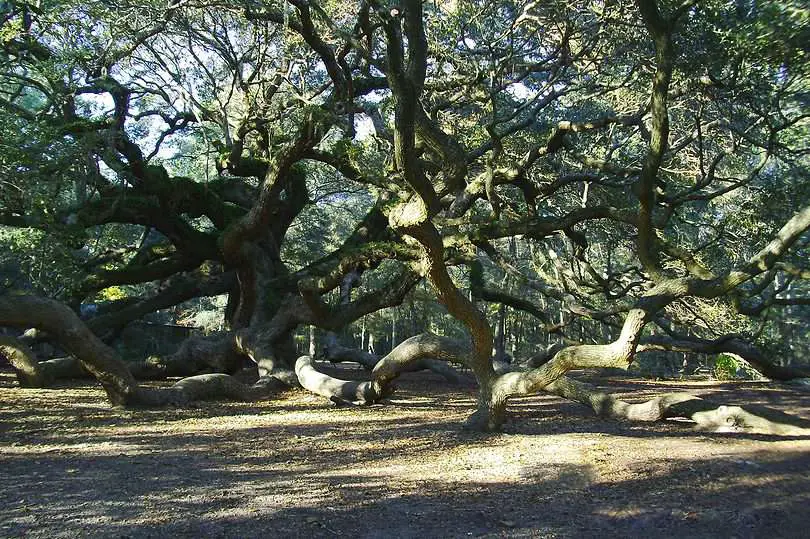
[2,368,810,538]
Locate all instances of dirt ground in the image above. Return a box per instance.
[2,367,810,539]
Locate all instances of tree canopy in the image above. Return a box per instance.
[1,0,809,432]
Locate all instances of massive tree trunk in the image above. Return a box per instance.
[233,301,303,386]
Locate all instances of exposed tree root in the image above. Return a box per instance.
[546,376,810,436]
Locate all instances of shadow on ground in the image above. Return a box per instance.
[2,370,809,538]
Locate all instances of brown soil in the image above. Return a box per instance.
[2,368,810,539]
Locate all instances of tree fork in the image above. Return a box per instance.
[388,198,496,428]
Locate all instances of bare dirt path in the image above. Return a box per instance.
[2,369,809,538]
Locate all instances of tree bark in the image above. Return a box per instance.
[0,295,290,406]
[389,199,497,428]
[0,296,141,404]
[295,355,378,405]
[547,376,810,435]
[371,333,470,388]
[0,336,51,387]
[323,336,463,383]
[468,205,810,430]
[135,374,287,405]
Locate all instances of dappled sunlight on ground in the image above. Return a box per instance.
[2,371,810,538]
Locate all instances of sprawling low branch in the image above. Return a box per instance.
[470,204,810,430]
[295,355,378,405]
[0,295,286,405]
[546,376,810,436]
[0,335,49,387]
[0,295,140,404]
[87,269,236,337]
[323,336,462,383]
[295,333,466,404]
[639,334,810,381]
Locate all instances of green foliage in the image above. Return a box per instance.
[0,0,808,378]
[96,285,128,302]
[713,353,740,380]
[0,227,83,296]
